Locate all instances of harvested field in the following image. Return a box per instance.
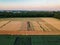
[20,21,27,31]
[0,21,21,31]
[31,21,43,31]
[0,21,10,28]
[0,18,60,35]
[41,18,60,30]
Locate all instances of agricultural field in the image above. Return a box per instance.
[0,35,60,45]
[0,18,60,35]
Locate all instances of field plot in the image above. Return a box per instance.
[0,21,10,28]
[41,18,60,30]
[0,21,21,31]
[0,18,60,35]
[1,35,60,45]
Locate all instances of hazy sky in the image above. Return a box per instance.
[0,0,60,11]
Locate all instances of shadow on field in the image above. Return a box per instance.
[14,36,32,45]
[0,35,60,45]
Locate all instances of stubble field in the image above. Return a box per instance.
[0,18,60,35]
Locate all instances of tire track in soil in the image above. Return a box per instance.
[38,21,52,32]
[31,21,43,31]
[30,21,35,31]
[0,21,11,28]
[37,22,46,32]
[37,18,53,32]
[45,23,60,32]
[27,21,34,31]
[42,22,52,32]
[40,19,60,32]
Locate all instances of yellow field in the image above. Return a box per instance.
[0,18,60,35]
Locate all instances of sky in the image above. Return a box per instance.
[0,0,60,11]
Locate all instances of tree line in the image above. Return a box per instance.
[53,11,60,19]
[0,11,60,19]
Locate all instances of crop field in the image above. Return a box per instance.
[0,18,60,35]
[0,35,60,45]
